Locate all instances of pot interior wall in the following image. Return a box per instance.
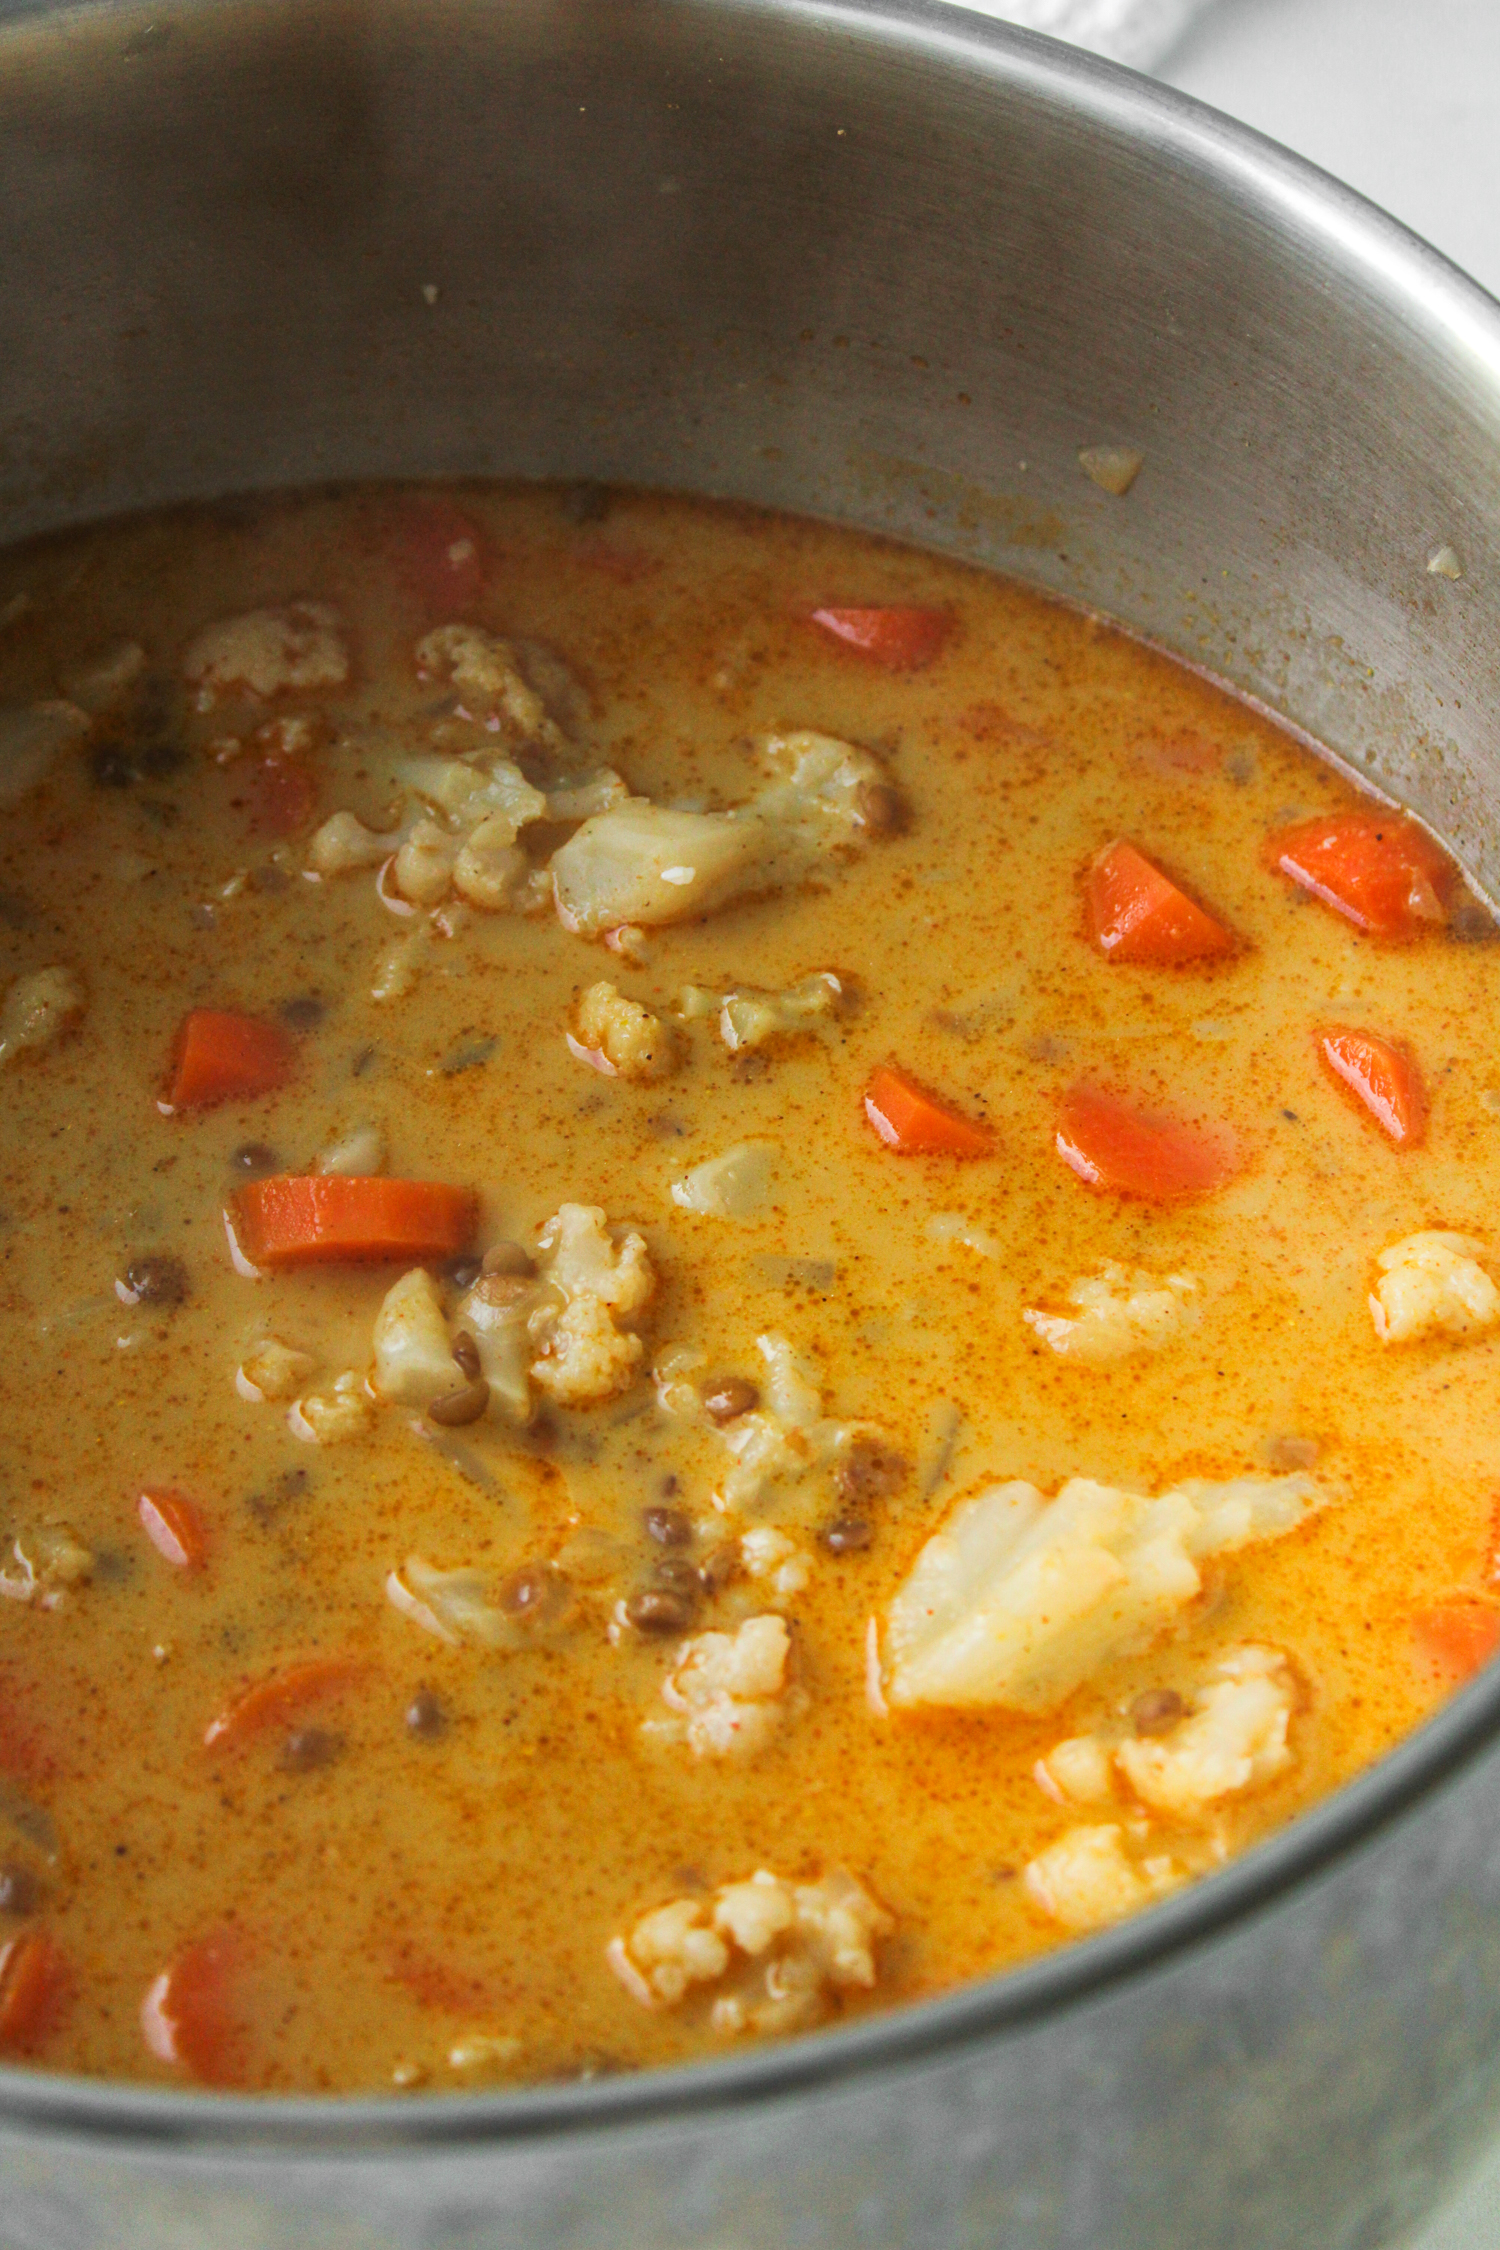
[2,0,1499,883]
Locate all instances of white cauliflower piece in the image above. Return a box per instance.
[528,1203,655,1406]
[1370,1231,1500,1342]
[392,818,460,907]
[183,602,348,703]
[1024,1824,1183,1933]
[59,640,146,714]
[1024,1263,1200,1364]
[678,972,845,1053]
[0,966,84,1065]
[715,1334,859,1513]
[658,1615,792,1757]
[551,731,892,938]
[883,1472,1322,1714]
[0,1525,94,1609]
[308,809,403,876]
[315,1121,385,1176]
[289,1372,371,1445]
[608,1866,890,2031]
[671,1142,775,1220]
[531,1293,644,1406]
[1116,1645,1295,1818]
[0,701,89,807]
[454,1272,534,1423]
[414,625,561,747]
[1035,1734,1116,1807]
[570,981,677,1080]
[551,800,800,937]
[545,769,629,820]
[740,1526,812,1598]
[372,1268,456,1404]
[452,817,531,910]
[236,1336,318,1402]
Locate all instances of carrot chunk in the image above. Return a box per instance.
[809,606,950,670]
[247,750,319,838]
[230,1175,477,1267]
[0,1931,67,2049]
[864,1064,992,1157]
[1318,1026,1427,1147]
[1266,811,1453,936]
[165,1010,297,1112]
[204,1653,367,1752]
[138,1489,209,1572]
[1056,1084,1239,1201]
[1085,840,1234,964]
[395,495,488,617]
[1412,1601,1500,1686]
[140,1927,246,2085]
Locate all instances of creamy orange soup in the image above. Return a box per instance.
[0,483,1497,2094]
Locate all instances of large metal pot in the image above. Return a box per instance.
[4,2,1500,2244]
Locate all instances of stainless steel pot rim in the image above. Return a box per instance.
[4,0,1500,2156]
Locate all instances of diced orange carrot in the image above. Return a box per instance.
[1266,811,1453,936]
[395,495,489,616]
[247,751,319,838]
[0,1931,68,2049]
[863,1063,992,1157]
[140,1926,246,2085]
[138,1489,209,1572]
[229,1175,477,1268]
[1056,1084,1239,1201]
[810,606,951,670]
[1318,1026,1427,1147]
[1085,840,1235,965]
[1412,1601,1500,1686]
[204,1653,367,1752]
[165,1010,297,1112]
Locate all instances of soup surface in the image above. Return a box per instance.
[1,484,1498,2094]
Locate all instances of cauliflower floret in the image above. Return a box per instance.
[308,809,403,876]
[528,1204,654,1406]
[236,1335,318,1402]
[570,981,677,1080]
[531,1292,644,1405]
[392,818,460,907]
[0,1525,94,1609]
[289,1372,371,1444]
[1370,1231,1500,1342]
[740,1526,812,1598]
[315,1121,385,1176]
[883,1472,1323,1714]
[0,701,89,807]
[1116,1645,1296,1817]
[714,1334,870,1514]
[658,1615,792,1757]
[607,1866,890,2031]
[1023,1824,1183,1933]
[183,602,348,703]
[551,732,894,939]
[551,801,799,937]
[414,625,562,747]
[452,816,531,910]
[678,972,845,1053]
[0,966,84,1065]
[372,1268,456,1405]
[1024,1263,1200,1364]
[670,1142,775,1219]
[1035,1734,1116,1807]
[609,1898,731,2006]
[545,769,629,820]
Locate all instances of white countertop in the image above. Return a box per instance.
[1167,7,1499,2243]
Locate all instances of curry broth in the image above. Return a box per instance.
[0,484,1496,2091]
